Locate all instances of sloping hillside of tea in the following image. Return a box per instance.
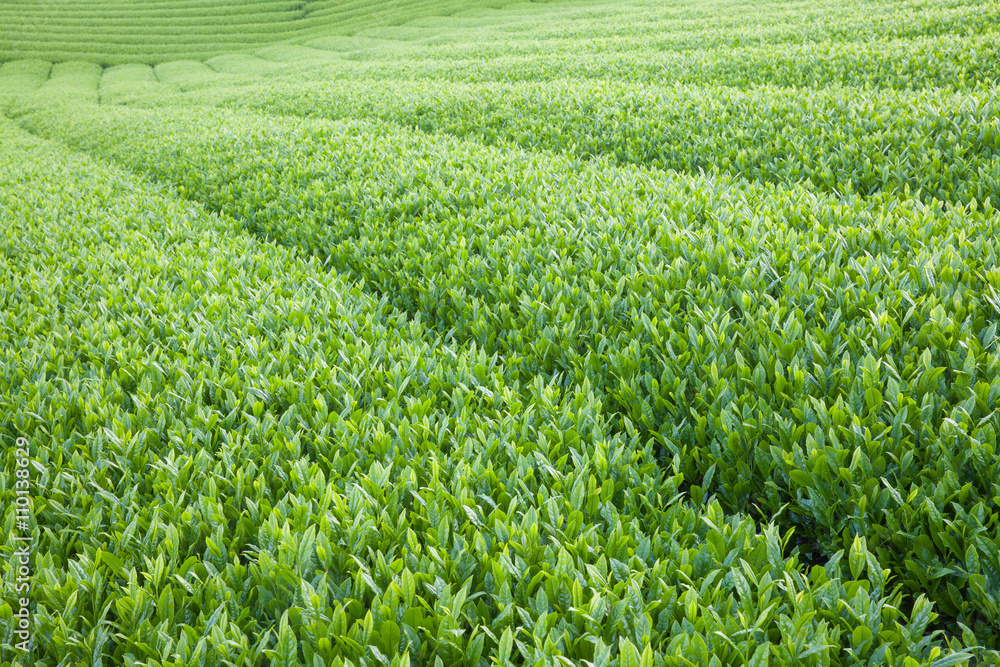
[0,0,570,65]
[1,0,999,665]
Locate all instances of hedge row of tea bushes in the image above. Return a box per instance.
[13,93,1000,661]
[0,60,51,114]
[35,61,102,104]
[0,116,976,666]
[179,78,1000,209]
[320,27,1000,91]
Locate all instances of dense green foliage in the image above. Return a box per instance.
[0,0,572,65]
[1,0,999,665]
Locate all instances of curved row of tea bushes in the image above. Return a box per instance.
[182,78,1000,208]
[326,29,1000,91]
[0,59,51,113]
[13,98,999,655]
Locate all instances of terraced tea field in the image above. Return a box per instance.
[1,0,999,665]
